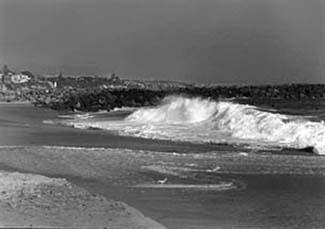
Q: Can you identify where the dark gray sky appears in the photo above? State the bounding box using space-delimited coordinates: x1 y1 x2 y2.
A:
0 0 324 84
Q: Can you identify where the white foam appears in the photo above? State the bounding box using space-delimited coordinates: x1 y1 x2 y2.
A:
58 113 94 119
210 99 325 154
59 96 325 154
133 182 235 190
127 96 218 124
42 145 107 151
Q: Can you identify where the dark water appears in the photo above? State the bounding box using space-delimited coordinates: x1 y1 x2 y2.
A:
1 101 325 228
109 175 325 229
235 98 325 121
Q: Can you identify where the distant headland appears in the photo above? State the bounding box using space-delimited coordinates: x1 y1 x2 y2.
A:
0 64 324 111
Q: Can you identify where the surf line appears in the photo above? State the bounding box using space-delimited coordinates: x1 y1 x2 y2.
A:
132 182 236 190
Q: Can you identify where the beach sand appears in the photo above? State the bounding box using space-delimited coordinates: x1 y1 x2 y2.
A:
0 169 165 228
0 171 164 228
1 146 325 228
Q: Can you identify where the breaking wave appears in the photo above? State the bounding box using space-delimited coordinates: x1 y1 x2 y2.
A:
127 96 218 123
62 96 325 154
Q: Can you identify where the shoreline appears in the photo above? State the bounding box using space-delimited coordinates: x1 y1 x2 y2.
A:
1 146 325 228
0 100 31 105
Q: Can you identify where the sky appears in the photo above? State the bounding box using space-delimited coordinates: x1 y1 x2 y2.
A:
0 0 324 84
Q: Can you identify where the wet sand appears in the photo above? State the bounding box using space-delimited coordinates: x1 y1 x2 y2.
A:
1 146 325 228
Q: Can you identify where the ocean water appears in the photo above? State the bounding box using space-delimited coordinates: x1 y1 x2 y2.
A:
1 98 325 228
50 96 325 154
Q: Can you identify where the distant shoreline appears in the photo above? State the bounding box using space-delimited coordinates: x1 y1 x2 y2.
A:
0 100 30 105
1 74 324 112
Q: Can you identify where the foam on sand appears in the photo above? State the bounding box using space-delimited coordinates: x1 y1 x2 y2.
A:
133 182 236 190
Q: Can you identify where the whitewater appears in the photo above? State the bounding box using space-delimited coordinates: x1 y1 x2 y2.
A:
59 96 325 155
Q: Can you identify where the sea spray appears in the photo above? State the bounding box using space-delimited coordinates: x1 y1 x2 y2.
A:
127 96 219 123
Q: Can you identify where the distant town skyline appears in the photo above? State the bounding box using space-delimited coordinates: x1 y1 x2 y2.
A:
0 0 324 84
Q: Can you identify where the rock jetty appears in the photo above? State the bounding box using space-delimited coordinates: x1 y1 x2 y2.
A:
33 83 325 112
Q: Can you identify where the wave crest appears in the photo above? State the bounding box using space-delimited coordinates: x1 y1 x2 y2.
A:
127 96 218 123
126 96 325 154
58 96 325 154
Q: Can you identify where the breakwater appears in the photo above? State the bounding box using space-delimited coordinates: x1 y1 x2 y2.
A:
33 83 325 112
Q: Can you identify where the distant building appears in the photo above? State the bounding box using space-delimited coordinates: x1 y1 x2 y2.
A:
10 73 31 84
109 73 121 83
2 65 11 75
3 72 14 84
20 71 35 80
1 65 32 84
